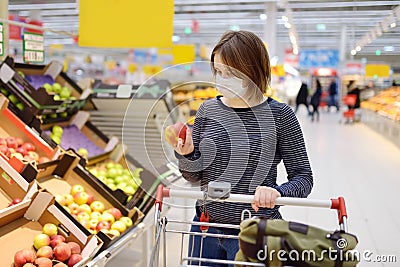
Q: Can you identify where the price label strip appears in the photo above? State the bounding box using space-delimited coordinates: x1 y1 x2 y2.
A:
23 32 44 63
0 22 3 56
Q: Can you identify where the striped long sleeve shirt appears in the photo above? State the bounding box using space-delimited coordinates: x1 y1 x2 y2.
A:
176 96 313 225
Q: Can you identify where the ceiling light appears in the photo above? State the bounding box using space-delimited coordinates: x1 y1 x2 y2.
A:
355 46 361 52
316 24 326 31
259 14 267 21
230 25 240 31
284 22 291 29
390 22 396 28
375 49 381 56
282 16 288 22
384 46 394 52
351 50 356 56
293 48 298 55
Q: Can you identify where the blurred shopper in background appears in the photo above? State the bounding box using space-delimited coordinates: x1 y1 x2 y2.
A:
294 81 310 114
347 81 360 109
310 79 322 122
328 78 339 112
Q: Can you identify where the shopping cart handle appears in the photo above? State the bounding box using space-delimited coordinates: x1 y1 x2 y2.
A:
155 185 348 230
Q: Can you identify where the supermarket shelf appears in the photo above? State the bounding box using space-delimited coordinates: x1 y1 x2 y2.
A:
361 108 400 148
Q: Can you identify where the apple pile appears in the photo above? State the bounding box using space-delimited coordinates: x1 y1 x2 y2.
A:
42 83 76 102
0 136 50 164
88 161 142 196
13 223 83 267
49 126 63 145
56 185 133 237
0 87 25 111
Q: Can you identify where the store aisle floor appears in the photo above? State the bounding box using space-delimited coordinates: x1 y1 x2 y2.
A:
108 107 400 267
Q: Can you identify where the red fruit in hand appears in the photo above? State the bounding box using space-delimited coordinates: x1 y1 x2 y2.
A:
54 243 72 262
164 122 188 147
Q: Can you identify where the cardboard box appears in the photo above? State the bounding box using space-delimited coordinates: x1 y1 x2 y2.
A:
0 95 60 173
0 190 102 266
36 153 143 250
38 111 119 160
0 56 91 123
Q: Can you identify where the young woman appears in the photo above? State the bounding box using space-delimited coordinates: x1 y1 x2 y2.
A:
171 30 313 266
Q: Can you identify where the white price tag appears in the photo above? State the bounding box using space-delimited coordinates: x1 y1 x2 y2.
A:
24 51 44 62
0 32 3 42
25 40 44 51
24 33 44 42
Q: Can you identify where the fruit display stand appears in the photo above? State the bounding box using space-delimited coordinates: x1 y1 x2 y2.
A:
35 110 119 161
0 190 103 266
0 56 91 126
85 79 177 174
0 95 60 173
35 152 144 252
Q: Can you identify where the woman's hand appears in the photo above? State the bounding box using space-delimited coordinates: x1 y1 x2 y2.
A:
175 128 194 156
252 186 281 212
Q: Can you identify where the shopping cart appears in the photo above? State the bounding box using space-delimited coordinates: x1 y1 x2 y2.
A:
341 95 357 123
150 183 349 267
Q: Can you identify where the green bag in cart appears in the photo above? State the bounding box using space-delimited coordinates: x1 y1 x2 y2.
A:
235 218 359 267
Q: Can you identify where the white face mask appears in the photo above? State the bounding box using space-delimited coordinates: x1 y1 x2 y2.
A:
215 75 247 99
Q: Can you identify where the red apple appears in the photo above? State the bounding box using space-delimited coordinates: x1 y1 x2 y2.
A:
67 241 81 255
54 263 68 267
96 221 111 231
13 249 36 267
15 147 27 156
43 223 58 237
86 193 94 205
73 191 89 205
16 137 24 147
88 218 99 230
38 157 50 164
6 136 18 149
27 151 39 161
164 122 188 147
33 233 50 250
68 254 83 267
0 145 10 157
77 204 91 214
36 245 53 259
34 257 52 267
70 184 85 195
68 203 80 215
106 208 123 220
0 137 6 146
77 211 90 222
54 243 72 262
50 235 65 248
21 142 35 152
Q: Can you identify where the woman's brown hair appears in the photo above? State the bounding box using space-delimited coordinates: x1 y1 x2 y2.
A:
211 30 271 94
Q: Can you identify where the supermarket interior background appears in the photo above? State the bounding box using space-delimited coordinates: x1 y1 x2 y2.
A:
0 0 400 266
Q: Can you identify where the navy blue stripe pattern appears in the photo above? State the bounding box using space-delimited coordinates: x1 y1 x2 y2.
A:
176 97 313 225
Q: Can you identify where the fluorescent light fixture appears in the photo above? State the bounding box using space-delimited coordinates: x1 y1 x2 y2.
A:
172 35 180 42
316 24 326 31
282 16 288 22
355 46 361 52
259 14 267 21
284 22 291 29
230 25 240 31
351 50 356 56
390 22 396 28
384 46 394 52
293 48 298 55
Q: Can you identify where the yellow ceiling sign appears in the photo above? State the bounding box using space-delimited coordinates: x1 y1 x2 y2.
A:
173 44 196 65
365 64 390 77
79 0 174 48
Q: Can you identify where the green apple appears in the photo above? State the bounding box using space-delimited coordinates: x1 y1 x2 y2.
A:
60 87 71 99
108 184 117 191
53 95 61 101
8 94 19 104
98 170 107 177
106 162 115 169
119 217 133 228
69 96 76 100
123 185 136 195
52 83 62 93
107 168 118 178
0 88 9 96
114 164 123 170
43 83 53 92
116 182 128 190
52 125 63 136
60 112 68 118
114 176 125 184
49 113 58 119
16 102 25 111
77 148 89 159
71 184 85 195
89 168 98 176
111 221 126 233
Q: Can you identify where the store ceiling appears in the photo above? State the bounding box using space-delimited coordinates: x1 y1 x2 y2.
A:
7 0 400 65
